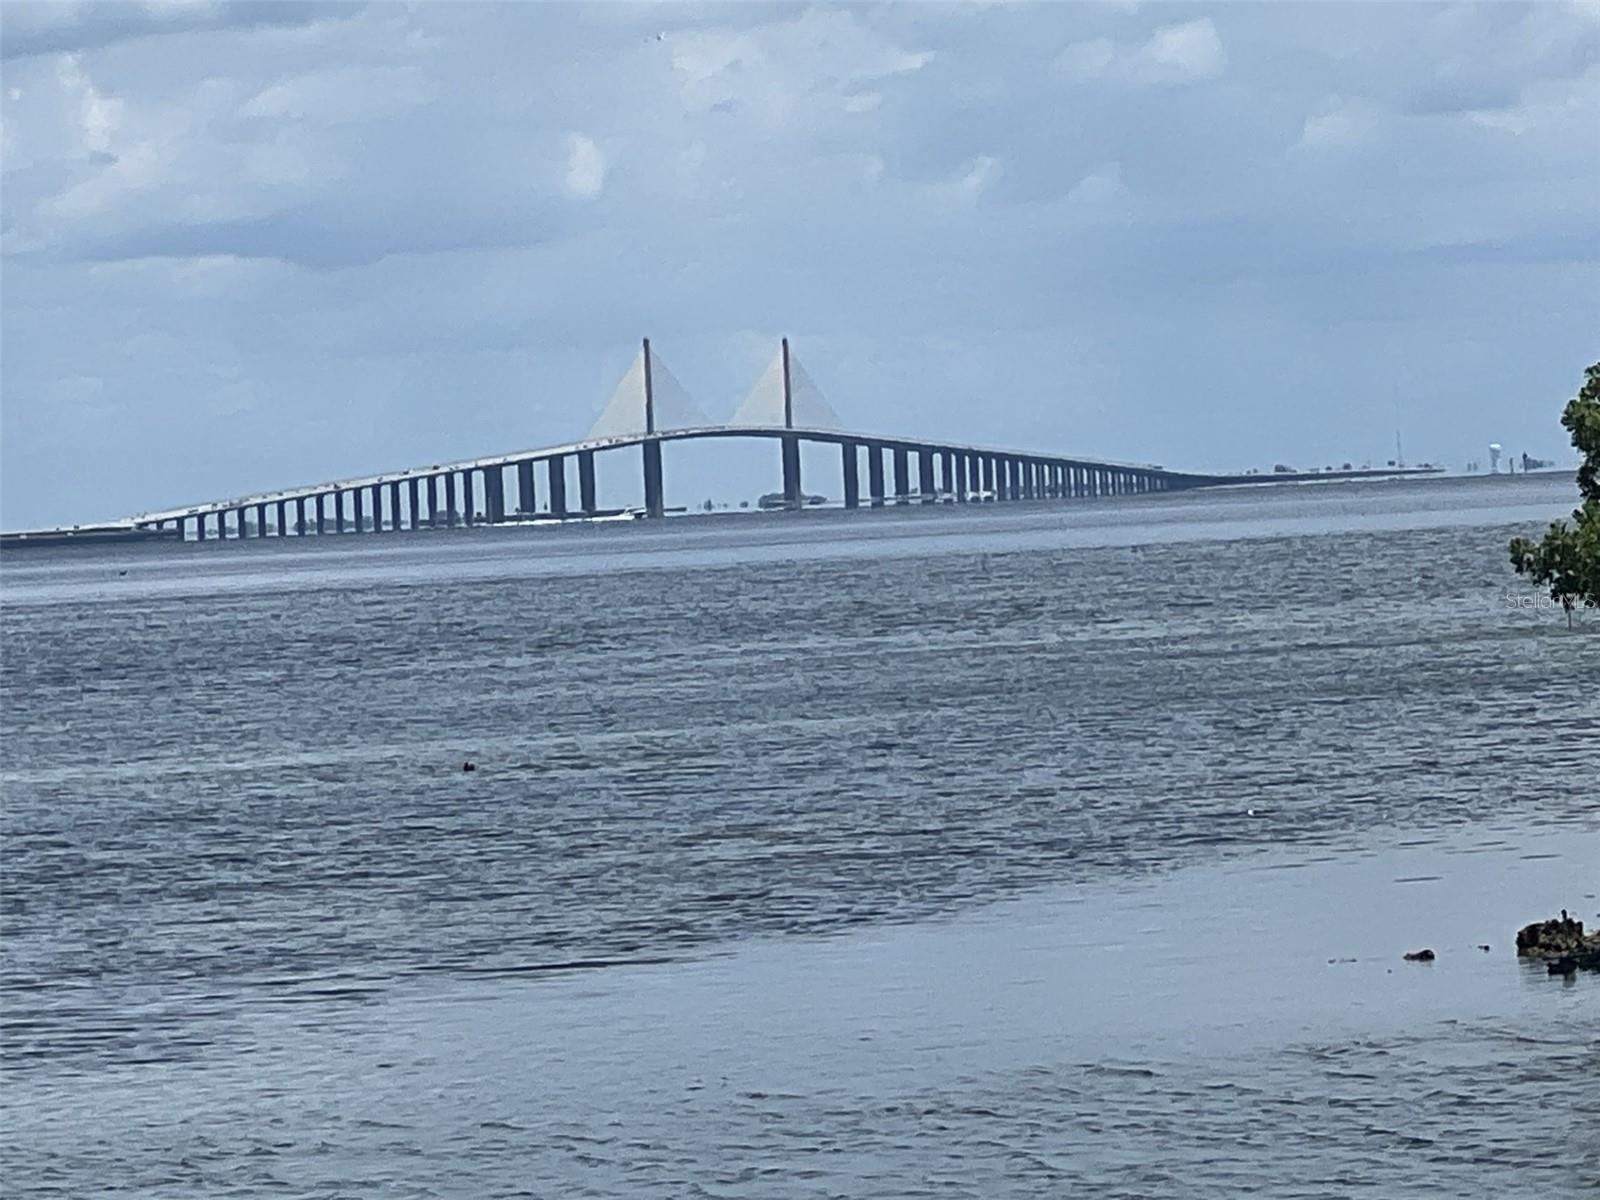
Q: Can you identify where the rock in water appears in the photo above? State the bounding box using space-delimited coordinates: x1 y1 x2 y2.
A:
1516 912 1600 971
1403 949 1436 962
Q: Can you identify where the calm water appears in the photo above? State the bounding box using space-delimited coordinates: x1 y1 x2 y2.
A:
2 474 1597 1197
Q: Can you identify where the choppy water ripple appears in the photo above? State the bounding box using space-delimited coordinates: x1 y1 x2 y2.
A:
2 481 1598 1196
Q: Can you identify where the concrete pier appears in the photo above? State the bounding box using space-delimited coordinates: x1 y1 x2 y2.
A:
893 447 910 504
389 481 402 530
578 451 597 515
918 449 936 504
485 468 505 524
444 475 458 527
408 478 421 529
642 442 664 519
461 471 475 526
868 444 885 507
315 494 326 535
547 457 567 518
842 440 859 510
295 497 307 537
517 461 536 516
781 435 802 509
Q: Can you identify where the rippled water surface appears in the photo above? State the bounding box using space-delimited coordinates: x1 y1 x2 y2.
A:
3 474 1597 1197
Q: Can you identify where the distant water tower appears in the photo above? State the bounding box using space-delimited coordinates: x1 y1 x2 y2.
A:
1489 443 1502 474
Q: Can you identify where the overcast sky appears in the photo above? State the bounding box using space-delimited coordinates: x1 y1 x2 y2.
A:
2 1 1597 527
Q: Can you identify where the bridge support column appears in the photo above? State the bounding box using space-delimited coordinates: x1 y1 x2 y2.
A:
980 456 994 499
892 447 910 504
426 477 439 528
841 440 859 510
461 472 475 526
868 444 885 507
253 504 265 537
354 487 367 533
408 478 421 529
781 434 802 509
443 476 457 527
290 498 303 537
918 449 936 504
515 461 535 516
274 501 286 536
954 452 968 502
191 515 204 541
485 468 505 524
313 494 325 534
642 441 664 518
389 482 403 529
578 451 597 515
547 456 567 517
372 484 386 532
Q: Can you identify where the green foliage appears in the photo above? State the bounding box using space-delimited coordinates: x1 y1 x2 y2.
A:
1509 362 1600 625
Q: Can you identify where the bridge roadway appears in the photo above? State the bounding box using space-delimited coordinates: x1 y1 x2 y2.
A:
120 423 1439 541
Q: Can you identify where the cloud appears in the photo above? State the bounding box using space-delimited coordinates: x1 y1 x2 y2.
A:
1057 18 1225 85
0 1 362 60
565 134 607 199
1065 162 1126 206
1297 96 1380 149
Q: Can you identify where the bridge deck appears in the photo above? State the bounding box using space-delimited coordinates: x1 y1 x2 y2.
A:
124 424 1186 526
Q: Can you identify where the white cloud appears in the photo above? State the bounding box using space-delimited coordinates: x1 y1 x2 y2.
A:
1057 18 1225 85
1298 96 1380 148
1065 162 1126 205
56 54 125 153
240 66 435 123
565 133 607 199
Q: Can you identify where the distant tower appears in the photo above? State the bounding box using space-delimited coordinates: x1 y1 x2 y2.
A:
1489 443 1502 474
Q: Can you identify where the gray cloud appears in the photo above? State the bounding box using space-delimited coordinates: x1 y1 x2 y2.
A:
0 1 363 61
